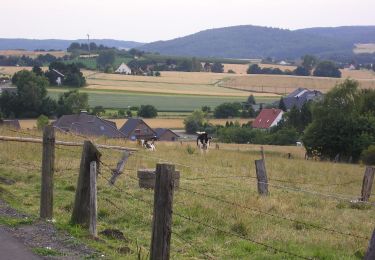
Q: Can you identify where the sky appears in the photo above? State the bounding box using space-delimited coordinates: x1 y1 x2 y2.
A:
1 0 374 43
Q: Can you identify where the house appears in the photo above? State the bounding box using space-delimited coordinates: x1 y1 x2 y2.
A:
280 88 323 111
0 80 16 95
0 119 21 129
154 128 180 141
252 108 284 129
115 63 132 74
119 118 156 140
53 111 125 138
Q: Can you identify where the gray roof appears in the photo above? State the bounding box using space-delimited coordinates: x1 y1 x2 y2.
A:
119 118 156 137
282 88 323 110
54 113 125 138
154 128 180 138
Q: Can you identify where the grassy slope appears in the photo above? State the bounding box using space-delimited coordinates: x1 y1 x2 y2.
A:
0 128 373 259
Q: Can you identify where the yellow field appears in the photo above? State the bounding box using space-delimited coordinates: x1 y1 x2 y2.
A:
223 63 297 74
0 50 67 58
19 118 252 130
354 43 375 54
223 74 375 94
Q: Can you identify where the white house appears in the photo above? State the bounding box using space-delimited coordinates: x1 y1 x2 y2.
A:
116 63 132 74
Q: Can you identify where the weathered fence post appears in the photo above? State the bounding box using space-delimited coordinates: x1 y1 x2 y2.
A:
255 159 268 196
71 141 101 226
365 228 375 260
361 166 375 202
150 163 175 260
40 126 55 219
109 151 130 185
89 161 97 237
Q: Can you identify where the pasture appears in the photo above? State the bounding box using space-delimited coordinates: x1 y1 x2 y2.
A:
0 127 373 259
0 50 67 58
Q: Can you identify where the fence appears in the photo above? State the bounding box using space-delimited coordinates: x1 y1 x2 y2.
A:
0 126 375 259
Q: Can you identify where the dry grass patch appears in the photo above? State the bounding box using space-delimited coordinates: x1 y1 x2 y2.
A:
0 50 67 58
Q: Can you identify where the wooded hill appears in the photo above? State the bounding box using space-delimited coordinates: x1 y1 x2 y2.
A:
140 25 375 59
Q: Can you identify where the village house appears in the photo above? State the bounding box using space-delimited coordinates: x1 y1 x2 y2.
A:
252 108 284 129
119 118 156 140
280 88 323 111
115 63 132 74
154 128 180 141
53 111 125 138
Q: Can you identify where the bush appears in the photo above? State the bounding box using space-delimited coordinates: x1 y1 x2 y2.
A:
361 145 375 165
37 115 49 130
155 71 161 76
137 105 158 118
227 69 236 74
184 110 206 134
214 102 242 118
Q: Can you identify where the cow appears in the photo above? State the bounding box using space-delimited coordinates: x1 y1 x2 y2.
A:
196 132 211 153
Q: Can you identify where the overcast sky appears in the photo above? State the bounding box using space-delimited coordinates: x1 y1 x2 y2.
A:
1 0 374 42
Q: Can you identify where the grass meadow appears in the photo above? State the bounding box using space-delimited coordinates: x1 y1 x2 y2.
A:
0 127 373 259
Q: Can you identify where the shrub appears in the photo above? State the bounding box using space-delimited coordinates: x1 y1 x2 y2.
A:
137 105 158 118
37 115 49 130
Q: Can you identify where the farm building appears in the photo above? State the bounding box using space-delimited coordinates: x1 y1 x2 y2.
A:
115 63 132 74
0 119 20 129
154 128 180 141
279 88 323 111
119 118 156 140
53 111 125 138
252 108 284 129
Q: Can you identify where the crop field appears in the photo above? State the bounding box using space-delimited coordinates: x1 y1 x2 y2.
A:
223 63 298 74
0 127 373 259
0 50 67 58
354 44 375 54
222 73 375 94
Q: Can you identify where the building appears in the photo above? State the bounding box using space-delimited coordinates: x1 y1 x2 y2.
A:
119 118 156 140
252 108 284 129
51 69 65 86
0 119 21 129
115 63 132 74
0 80 16 95
53 111 125 138
154 128 180 141
280 88 323 111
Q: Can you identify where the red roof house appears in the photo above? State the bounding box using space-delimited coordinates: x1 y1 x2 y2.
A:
252 109 284 129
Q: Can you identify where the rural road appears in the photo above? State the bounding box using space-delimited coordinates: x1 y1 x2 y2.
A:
0 227 41 260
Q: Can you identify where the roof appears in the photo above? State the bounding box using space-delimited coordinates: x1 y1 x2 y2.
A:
115 63 132 73
154 128 180 138
119 118 156 137
252 109 283 129
54 113 125 138
282 88 323 110
0 119 21 129
52 69 65 77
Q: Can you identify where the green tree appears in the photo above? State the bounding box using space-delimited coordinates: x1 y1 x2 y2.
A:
302 79 375 162
92 106 105 116
211 62 224 73
97 50 116 69
313 61 341 78
137 105 158 118
361 145 375 166
293 66 310 76
184 110 207 134
56 90 89 116
247 94 256 105
37 114 49 130
191 57 202 72
301 55 318 72
247 64 262 74
278 98 287 111
214 102 242 118
32 65 43 76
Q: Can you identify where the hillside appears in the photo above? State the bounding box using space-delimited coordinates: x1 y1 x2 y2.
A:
140 25 375 59
0 38 143 51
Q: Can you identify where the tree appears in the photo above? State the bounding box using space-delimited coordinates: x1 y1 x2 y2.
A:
211 62 224 73
278 98 287 111
247 94 256 105
247 64 262 74
56 90 89 116
313 61 341 78
191 57 202 72
301 55 318 72
302 79 375 162
32 65 43 76
201 106 211 113
97 50 116 69
91 106 105 116
137 105 158 118
37 115 49 130
361 145 375 166
293 66 310 76
214 102 242 118
184 110 206 134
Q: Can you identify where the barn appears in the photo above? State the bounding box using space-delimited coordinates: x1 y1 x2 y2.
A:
252 108 284 129
154 128 180 141
119 118 156 140
115 63 132 74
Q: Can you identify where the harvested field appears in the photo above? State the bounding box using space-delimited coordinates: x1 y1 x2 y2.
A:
0 50 67 58
354 43 375 54
223 63 297 74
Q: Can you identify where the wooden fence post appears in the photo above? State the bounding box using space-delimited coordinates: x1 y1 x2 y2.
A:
89 161 97 237
365 228 375 260
150 163 175 260
71 141 101 226
361 166 375 202
255 159 268 196
40 126 55 219
109 151 130 185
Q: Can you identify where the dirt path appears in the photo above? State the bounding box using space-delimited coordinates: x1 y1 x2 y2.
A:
0 199 97 259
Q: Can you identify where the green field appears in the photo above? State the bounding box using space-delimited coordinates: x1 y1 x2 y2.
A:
48 88 277 111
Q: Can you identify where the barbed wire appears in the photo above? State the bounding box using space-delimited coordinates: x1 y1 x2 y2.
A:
178 187 370 240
